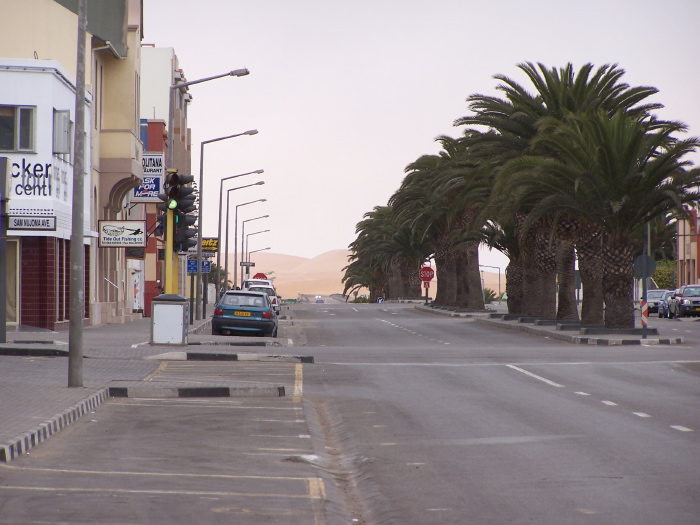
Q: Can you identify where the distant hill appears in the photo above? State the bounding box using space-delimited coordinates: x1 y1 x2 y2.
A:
222 250 502 299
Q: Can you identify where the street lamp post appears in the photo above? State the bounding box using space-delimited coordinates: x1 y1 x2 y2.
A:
225 197 266 291
167 69 250 168
247 247 271 270
245 229 271 280
166 67 251 319
215 180 264 298
479 264 501 297
195 132 259 320
240 218 269 286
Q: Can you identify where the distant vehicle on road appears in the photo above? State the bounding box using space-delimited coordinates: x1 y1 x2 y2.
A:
248 285 281 314
646 289 669 314
212 290 278 337
315 295 324 304
658 290 675 318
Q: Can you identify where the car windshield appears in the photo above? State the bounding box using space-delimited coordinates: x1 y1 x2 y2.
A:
647 291 666 299
220 294 266 307
683 287 700 296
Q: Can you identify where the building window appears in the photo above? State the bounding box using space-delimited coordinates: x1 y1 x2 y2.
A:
53 109 72 155
0 105 35 151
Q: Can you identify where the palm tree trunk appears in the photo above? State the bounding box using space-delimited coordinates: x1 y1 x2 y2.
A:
505 260 524 314
465 242 485 310
536 230 557 319
434 252 457 306
576 226 604 326
602 237 635 329
556 242 579 320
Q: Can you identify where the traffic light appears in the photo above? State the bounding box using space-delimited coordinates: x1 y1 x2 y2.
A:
171 174 198 252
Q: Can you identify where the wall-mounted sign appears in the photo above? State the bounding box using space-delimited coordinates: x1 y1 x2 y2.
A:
131 153 164 202
98 220 147 247
7 216 57 231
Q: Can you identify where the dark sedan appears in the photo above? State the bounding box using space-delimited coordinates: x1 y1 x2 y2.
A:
212 290 278 337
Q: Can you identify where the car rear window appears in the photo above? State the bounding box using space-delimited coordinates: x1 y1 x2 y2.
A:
683 287 700 296
220 294 267 307
248 286 275 296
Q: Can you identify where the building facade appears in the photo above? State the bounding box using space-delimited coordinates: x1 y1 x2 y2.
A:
1 0 145 329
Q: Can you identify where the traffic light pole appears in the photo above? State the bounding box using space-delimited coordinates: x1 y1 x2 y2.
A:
164 208 175 294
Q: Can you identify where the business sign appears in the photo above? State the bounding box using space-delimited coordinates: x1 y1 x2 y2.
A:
201 237 218 253
98 220 147 247
7 216 57 231
132 153 164 202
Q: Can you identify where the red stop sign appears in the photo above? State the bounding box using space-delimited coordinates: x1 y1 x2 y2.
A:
419 266 434 282
253 272 268 279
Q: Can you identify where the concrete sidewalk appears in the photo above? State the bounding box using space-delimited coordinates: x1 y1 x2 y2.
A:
415 304 684 345
0 310 311 461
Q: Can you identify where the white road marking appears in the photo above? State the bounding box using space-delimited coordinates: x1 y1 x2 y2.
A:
601 400 618 406
671 425 693 432
633 412 651 418
575 392 591 396
506 365 565 387
380 443 396 446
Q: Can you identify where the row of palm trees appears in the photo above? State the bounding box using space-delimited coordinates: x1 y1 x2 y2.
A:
343 62 700 328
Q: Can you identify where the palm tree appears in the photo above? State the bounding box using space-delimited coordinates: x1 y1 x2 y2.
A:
456 62 663 319
500 110 700 328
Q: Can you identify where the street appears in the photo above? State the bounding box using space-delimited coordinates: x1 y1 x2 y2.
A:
1 302 699 524
297 302 700 524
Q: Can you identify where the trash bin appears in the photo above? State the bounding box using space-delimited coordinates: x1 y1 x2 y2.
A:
150 294 189 345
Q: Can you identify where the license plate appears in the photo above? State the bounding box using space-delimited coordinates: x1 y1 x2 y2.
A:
234 311 251 317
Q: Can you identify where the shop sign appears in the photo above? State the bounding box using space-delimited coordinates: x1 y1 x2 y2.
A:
7 216 57 231
201 237 218 252
132 153 164 202
98 220 147 247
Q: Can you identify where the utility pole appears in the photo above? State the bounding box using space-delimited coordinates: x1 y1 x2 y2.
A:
68 0 87 387
0 157 9 344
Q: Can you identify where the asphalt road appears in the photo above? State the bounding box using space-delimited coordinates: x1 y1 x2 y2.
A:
2 302 698 524
296 302 700 524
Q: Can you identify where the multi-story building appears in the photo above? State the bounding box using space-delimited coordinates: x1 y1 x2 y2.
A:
677 208 699 286
1 0 144 329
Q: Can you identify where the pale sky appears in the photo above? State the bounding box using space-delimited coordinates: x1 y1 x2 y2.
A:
142 0 700 271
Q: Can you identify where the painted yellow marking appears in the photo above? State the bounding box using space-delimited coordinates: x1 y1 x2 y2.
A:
0 463 308 481
293 363 303 398
0 485 315 499
307 477 326 500
143 361 168 381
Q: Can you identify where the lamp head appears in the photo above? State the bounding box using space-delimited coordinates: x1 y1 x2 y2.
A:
245 129 259 135
230 68 250 77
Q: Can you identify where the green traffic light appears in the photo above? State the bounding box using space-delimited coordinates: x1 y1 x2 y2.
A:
167 198 178 210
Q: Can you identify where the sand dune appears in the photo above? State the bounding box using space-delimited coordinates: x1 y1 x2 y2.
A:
224 249 504 299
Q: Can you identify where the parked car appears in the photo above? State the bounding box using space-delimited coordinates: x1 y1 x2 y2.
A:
212 290 278 337
247 285 281 314
645 289 669 314
242 278 273 290
670 284 700 318
658 290 676 318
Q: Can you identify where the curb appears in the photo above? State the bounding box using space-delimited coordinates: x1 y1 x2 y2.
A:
143 351 314 363
1 388 109 462
474 317 684 345
108 382 286 399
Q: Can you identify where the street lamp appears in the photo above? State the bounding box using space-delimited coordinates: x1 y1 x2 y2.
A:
214 180 265 297
248 247 271 267
168 69 250 167
195 133 259 320
225 197 266 291
479 264 501 297
240 218 269 285
231 199 266 290
167 68 252 319
244 229 271 280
